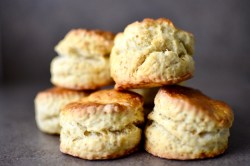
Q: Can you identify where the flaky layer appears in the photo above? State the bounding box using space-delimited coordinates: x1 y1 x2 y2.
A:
145 121 229 160
61 101 144 131
155 85 233 128
50 56 113 90
60 121 141 160
144 85 233 160
60 89 144 159
55 29 114 57
34 87 89 134
110 18 195 90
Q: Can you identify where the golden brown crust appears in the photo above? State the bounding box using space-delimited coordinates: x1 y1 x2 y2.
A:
145 143 227 160
36 87 91 98
55 29 115 57
52 81 113 91
44 86 89 93
61 101 127 116
144 86 233 160
124 18 194 55
110 18 195 90
87 89 144 106
68 29 115 41
115 73 192 90
59 89 144 160
159 85 234 128
60 144 139 160
61 89 143 115
136 18 175 27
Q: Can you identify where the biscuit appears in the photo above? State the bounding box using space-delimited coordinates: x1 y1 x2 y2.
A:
130 88 158 105
110 18 195 90
60 89 144 160
34 87 90 134
51 29 115 90
55 29 115 57
50 56 113 90
130 82 185 105
144 85 234 160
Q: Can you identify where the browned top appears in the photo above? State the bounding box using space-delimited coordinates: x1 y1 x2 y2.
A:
88 89 143 106
142 18 174 26
36 87 91 97
127 18 193 36
67 29 115 41
61 89 144 115
159 85 234 128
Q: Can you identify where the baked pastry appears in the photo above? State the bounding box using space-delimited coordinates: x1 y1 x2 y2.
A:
144 85 234 160
34 87 90 134
51 29 115 90
51 55 112 90
110 18 195 90
60 89 144 160
55 29 114 57
130 88 158 105
130 81 185 105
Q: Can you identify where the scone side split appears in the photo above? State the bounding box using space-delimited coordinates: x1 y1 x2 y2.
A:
34 87 90 134
50 56 113 90
110 18 195 90
144 85 234 160
60 89 144 160
51 28 115 90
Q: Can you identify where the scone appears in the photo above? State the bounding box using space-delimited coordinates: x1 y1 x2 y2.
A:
55 29 114 57
34 87 90 134
130 88 158 105
145 85 234 160
60 89 144 160
130 81 185 105
110 18 195 90
51 29 115 90
51 55 112 90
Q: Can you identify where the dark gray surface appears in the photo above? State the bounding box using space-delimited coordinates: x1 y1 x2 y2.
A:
0 78 250 166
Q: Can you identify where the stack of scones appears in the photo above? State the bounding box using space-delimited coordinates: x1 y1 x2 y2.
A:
35 18 234 160
35 29 115 134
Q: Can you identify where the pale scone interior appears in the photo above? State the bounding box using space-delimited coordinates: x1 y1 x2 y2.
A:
60 90 144 160
34 87 89 134
50 55 112 90
111 18 195 89
51 29 114 90
145 86 234 159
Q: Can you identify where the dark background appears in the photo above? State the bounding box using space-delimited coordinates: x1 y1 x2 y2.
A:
0 0 250 165
1 0 249 88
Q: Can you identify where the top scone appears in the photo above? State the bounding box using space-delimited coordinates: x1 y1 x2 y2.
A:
51 29 115 90
55 29 114 57
110 18 195 90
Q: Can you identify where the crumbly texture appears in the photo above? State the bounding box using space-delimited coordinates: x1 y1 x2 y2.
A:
55 29 115 57
34 87 90 134
130 88 158 105
60 89 144 160
144 85 234 160
110 18 195 90
50 56 113 90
